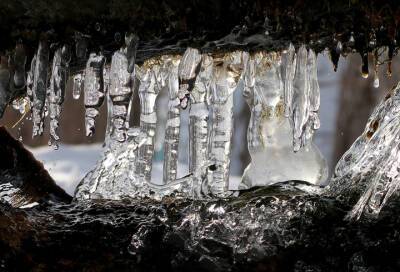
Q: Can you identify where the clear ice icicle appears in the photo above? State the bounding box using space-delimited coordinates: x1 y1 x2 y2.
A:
292 45 310 151
48 45 71 148
32 40 49 137
162 56 181 184
208 51 246 197
239 51 328 190
109 50 133 142
83 53 106 137
0 57 11 118
189 54 213 180
283 43 296 117
72 73 83 100
178 48 202 109
135 58 161 183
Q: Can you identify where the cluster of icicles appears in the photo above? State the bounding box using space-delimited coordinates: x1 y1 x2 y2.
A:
5 34 330 199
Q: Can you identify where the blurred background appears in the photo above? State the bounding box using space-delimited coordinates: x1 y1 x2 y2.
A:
1 52 399 195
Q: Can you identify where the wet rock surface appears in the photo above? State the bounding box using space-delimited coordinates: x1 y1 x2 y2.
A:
0 120 400 271
0 126 71 207
1 183 400 271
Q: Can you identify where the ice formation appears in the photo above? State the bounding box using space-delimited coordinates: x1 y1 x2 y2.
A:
83 53 106 137
239 51 327 189
1 38 335 200
162 55 181 184
31 40 50 137
48 45 71 149
207 51 247 196
328 82 400 220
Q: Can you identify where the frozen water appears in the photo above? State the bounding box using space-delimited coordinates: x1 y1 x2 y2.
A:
48 45 71 148
162 55 181 184
31 40 49 137
135 58 161 183
207 51 247 197
83 53 105 137
328 82 400 220
189 54 213 190
239 51 328 189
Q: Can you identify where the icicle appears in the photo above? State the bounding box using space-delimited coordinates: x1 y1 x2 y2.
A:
189 54 213 186
48 45 71 149
361 52 369 79
109 50 133 142
162 56 181 184
208 51 246 197
387 45 394 77
125 33 139 73
0 57 11 118
74 32 89 60
135 58 160 182
292 45 310 151
178 48 202 109
83 53 106 137
26 55 36 104
72 73 83 99
239 51 327 190
373 50 380 88
32 40 50 137
283 43 296 117
11 43 27 91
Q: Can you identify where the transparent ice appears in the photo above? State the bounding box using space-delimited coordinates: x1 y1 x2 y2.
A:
328 82 400 220
83 53 106 137
31 40 49 137
48 45 71 149
239 50 327 189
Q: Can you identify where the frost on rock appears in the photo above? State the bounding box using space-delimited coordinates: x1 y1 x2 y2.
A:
328 82 400 220
48 45 71 149
83 53 105 137
31 40 49 137
239 51 328 190
207 51 246 197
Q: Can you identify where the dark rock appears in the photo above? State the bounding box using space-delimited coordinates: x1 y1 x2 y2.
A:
0 126 72 207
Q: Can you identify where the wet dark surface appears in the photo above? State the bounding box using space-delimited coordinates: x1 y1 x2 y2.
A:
1 184 400 272
1 0 399 62
0 127 399 271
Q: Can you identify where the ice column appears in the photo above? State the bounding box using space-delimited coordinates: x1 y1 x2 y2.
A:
177 48 202 109
162 56 181 184
83 53 106 137
208 51 246 197
109 50 133 142
32 40 49 137
189 54 213 187
239 51 328 189
48 45 71 148
291 45 320 151
135 58 161 182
